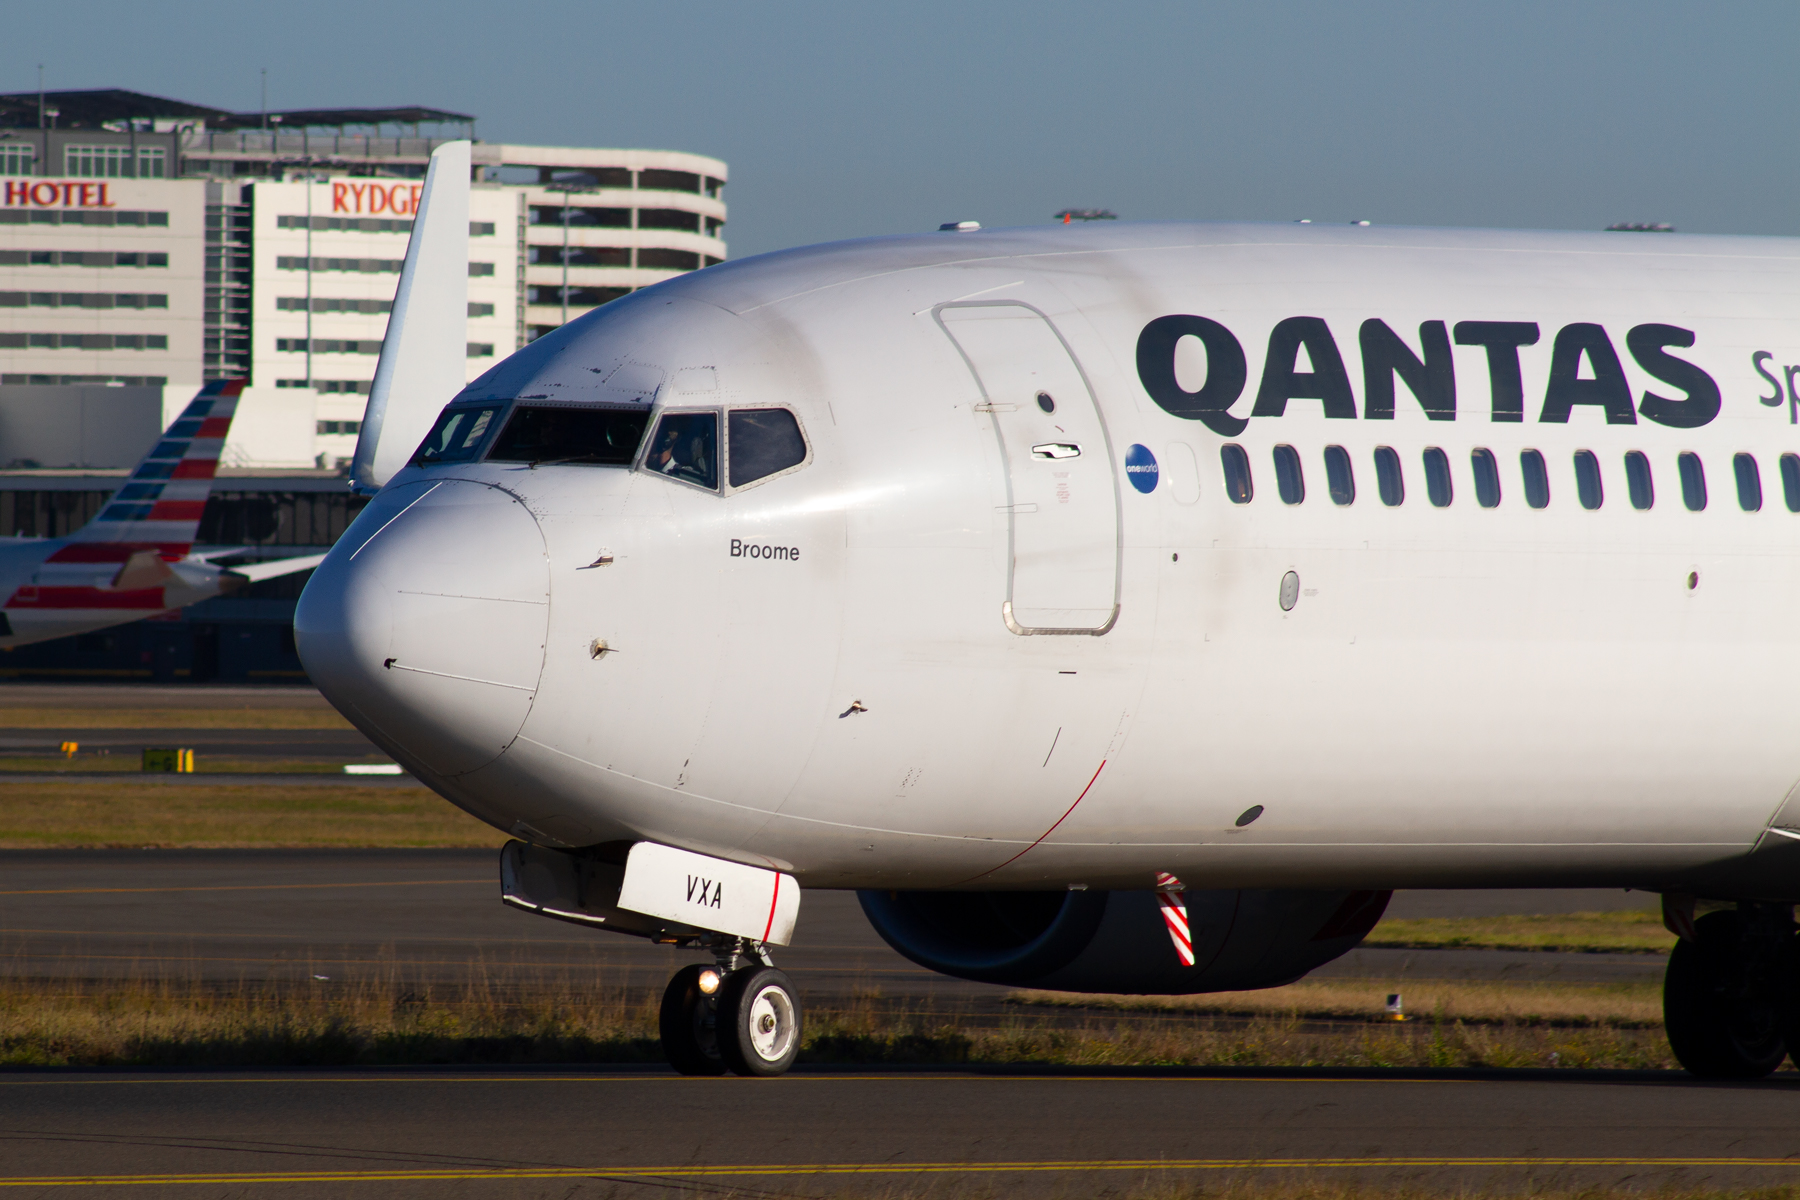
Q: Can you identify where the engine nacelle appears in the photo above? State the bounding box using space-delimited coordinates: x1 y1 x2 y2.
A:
857 887 1391 994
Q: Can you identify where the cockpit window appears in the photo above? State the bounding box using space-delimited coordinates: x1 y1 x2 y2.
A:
644 411 719 490
486 404 649 466
728 408 807 488
413 405 502 465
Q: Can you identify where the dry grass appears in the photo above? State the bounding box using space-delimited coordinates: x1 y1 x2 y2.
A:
0 779 504 847
1366 911 1673 955
1011 978 1664 1028
0 754 391 774
0 972 1697 1071
0 707 353 729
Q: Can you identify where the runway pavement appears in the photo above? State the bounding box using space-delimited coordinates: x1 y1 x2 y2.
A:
0 1068 1795 1196
0 850 1669 1000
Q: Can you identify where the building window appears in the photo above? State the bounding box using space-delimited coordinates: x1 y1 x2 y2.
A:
0 144 35 176
1374 446 1404 506
1422 447 1452 507
469 262 494 277
276 338 383 355
1782 454 1800 514
316 420 362 435
1574 450 1603 510
1734 453 1763 512
0 332 166 350
468 302 494 317
276 297 392 314
1272 444 1304 504
1622 451 1654 510
639 248 701 271
276 256 402 273
1323 444 1354 505
1521 450 1550 508
467 343 494 358
1471 448 1501 508
1220 444 1253 504
278 379 371 394
64 145 165 178
0 292 166 309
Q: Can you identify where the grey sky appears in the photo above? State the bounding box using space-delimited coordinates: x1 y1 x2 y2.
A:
11 1 1798 258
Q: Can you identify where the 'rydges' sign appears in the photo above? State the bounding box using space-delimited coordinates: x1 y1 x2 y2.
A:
330 181 424 216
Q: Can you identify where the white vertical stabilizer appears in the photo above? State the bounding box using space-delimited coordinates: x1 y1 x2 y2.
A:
350 140 471 492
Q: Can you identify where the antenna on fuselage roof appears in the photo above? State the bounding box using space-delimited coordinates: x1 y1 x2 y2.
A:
349 140 471 494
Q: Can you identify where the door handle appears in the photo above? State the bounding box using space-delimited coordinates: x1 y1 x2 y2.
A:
1031 443 1080 459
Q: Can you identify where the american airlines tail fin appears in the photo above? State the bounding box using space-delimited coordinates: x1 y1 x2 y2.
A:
350 140 471 493
61 378 243 564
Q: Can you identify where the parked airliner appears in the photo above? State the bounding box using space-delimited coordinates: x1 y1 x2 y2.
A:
0 378 324 649
297 142 1800 1078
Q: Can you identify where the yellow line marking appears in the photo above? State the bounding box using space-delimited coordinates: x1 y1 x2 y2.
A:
2 1157 1799 1187
0 1074 1472 1087
0 879 487 897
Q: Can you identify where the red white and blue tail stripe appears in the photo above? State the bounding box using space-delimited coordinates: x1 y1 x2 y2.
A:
1 380 242 636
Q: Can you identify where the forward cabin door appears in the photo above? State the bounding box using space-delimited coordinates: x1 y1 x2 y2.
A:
936 302 1121 634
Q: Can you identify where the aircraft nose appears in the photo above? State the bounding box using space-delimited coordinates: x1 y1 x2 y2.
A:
296 480 549 777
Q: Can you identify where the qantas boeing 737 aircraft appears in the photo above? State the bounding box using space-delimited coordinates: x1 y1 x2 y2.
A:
297 143 1800 1078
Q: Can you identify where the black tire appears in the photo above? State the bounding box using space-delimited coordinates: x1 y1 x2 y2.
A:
716 966 803 1077
1664 910 1786 1079
1779 928 1800 1069
659 964 726 1076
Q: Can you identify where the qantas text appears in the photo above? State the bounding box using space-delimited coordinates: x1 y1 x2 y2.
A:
1136 316 1729 435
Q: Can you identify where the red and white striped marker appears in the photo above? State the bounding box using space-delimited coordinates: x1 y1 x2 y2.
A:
1155 871 1194 966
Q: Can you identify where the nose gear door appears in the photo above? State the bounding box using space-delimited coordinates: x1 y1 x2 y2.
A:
936 302 1121 634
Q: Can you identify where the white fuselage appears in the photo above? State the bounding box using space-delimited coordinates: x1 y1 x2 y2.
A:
295 222 1800 899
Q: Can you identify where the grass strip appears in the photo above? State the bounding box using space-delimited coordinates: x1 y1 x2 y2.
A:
0 975 1704 1071
0 780 502 848
1010 978 1665 1028
0 707 353 730
1365 911 1673 955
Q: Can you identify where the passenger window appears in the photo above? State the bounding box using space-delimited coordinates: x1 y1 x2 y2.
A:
644 411 719 490
1220 444 1253 504
1471 448 1501 508
486 404 649 465
1374 446 1404 506
1324 445 1354 505
727 408 807 488
1624 451 1653 510
1678 451 1707 511
1521 449 1550 509
1734 453 1763 512
1422 447 1452 507
1574 450 1603 510
412 404 502 465
1273 445 1305 504
1782 454 1800 513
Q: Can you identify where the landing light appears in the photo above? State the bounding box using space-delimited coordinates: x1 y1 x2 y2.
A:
697 968 722 995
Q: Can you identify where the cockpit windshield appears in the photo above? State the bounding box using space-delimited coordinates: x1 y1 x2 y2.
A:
644 411 719 490
412 405 502 466
486 404 649 466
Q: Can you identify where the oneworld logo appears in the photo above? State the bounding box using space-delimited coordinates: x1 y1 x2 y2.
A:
1125 444 1159 494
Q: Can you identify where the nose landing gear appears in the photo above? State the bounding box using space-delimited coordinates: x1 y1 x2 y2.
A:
658 938 804 1077
1663 902 1797 1079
